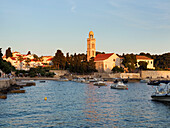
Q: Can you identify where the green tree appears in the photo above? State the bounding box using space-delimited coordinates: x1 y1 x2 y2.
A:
122 54 136 72
153 53 170 70
39 56 44 62
5 47 12 58
52 49 66 69
138 61 148 70
112 66 124 73
27 51 31 55
25 58 31 69
0 48 15 74
33 54 39 62
0 48 3 61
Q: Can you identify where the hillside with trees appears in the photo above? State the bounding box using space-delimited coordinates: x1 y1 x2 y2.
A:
0 48 15 74
121 52 170 71
52 50 97 74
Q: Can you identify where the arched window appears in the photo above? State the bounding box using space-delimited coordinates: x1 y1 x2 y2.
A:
92 51 94 56
92 44 95 49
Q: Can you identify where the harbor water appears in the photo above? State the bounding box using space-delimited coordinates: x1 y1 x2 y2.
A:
0 81 170 127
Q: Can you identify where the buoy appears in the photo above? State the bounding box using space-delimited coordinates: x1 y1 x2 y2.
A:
44 97 47 101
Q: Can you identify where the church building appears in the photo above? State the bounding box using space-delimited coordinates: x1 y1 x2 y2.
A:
87 31 120 72
87 31 96 61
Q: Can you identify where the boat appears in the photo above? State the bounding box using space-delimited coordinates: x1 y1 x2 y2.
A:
151 83 170 102
147 80 160 86
110 82 128 90
77 78 86 83
59 78 69 81
93 81 106 86
89 78 98 83
122 79 128 83
39 80 46 83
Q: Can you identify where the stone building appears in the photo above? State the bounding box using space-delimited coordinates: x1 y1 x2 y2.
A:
94 53 120 73
136 55 155 69
87 31 96 61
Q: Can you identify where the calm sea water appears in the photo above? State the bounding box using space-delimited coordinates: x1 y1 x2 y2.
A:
0 80 170 128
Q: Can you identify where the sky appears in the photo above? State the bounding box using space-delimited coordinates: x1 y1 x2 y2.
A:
0 0 170 56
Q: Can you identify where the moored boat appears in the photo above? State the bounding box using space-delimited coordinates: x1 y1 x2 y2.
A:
110 81 128 90
151 83 170 102
40 80 46 83
147 80 160 86
93 81 106 86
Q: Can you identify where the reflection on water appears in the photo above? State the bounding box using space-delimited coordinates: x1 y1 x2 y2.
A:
0 81 170 127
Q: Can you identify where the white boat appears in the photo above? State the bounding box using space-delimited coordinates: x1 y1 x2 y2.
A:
151 83 170 102
59 78 69 81
89 78 98 83
77 78 86 83
93 81 106 86
110 82 128 90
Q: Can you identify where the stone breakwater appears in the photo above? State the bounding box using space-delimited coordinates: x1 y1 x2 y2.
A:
0 78 16 99
0 78 35 99
0 78 16 91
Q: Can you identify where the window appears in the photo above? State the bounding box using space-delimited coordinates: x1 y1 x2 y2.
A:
90 35 93 38
151 61 152 64
92 51 94 56
92 44 95 49
113 59 115 61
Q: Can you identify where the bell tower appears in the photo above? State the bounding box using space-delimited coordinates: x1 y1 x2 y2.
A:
87 31 96 61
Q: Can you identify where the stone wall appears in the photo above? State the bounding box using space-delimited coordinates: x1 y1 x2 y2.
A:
120 73 140 79
141 71 170 79
95 72 140 79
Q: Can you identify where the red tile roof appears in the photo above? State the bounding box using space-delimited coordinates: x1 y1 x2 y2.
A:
94 53 114 61
13 51 19 53
136 55 153 60
43 56 52 57
47 58 53 61
10 57 16 60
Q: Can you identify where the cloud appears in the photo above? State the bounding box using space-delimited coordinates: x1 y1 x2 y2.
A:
107 0 170 30
68 0 76 13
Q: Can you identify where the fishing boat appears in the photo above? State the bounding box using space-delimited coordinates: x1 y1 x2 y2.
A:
110 81 128 90
151 83 170 102
93 81 106 86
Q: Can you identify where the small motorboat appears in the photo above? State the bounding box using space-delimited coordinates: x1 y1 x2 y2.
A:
151 83 170 102
147 80 160 86
93 81 106 86
110 82 128 90
39 80 46 83
59 78 69 81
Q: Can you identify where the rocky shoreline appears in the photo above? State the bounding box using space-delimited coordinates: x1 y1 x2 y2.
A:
0 78 36 99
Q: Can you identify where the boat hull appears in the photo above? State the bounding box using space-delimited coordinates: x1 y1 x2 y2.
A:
151 94 170 102
93 83 106 86
110 86 128 90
